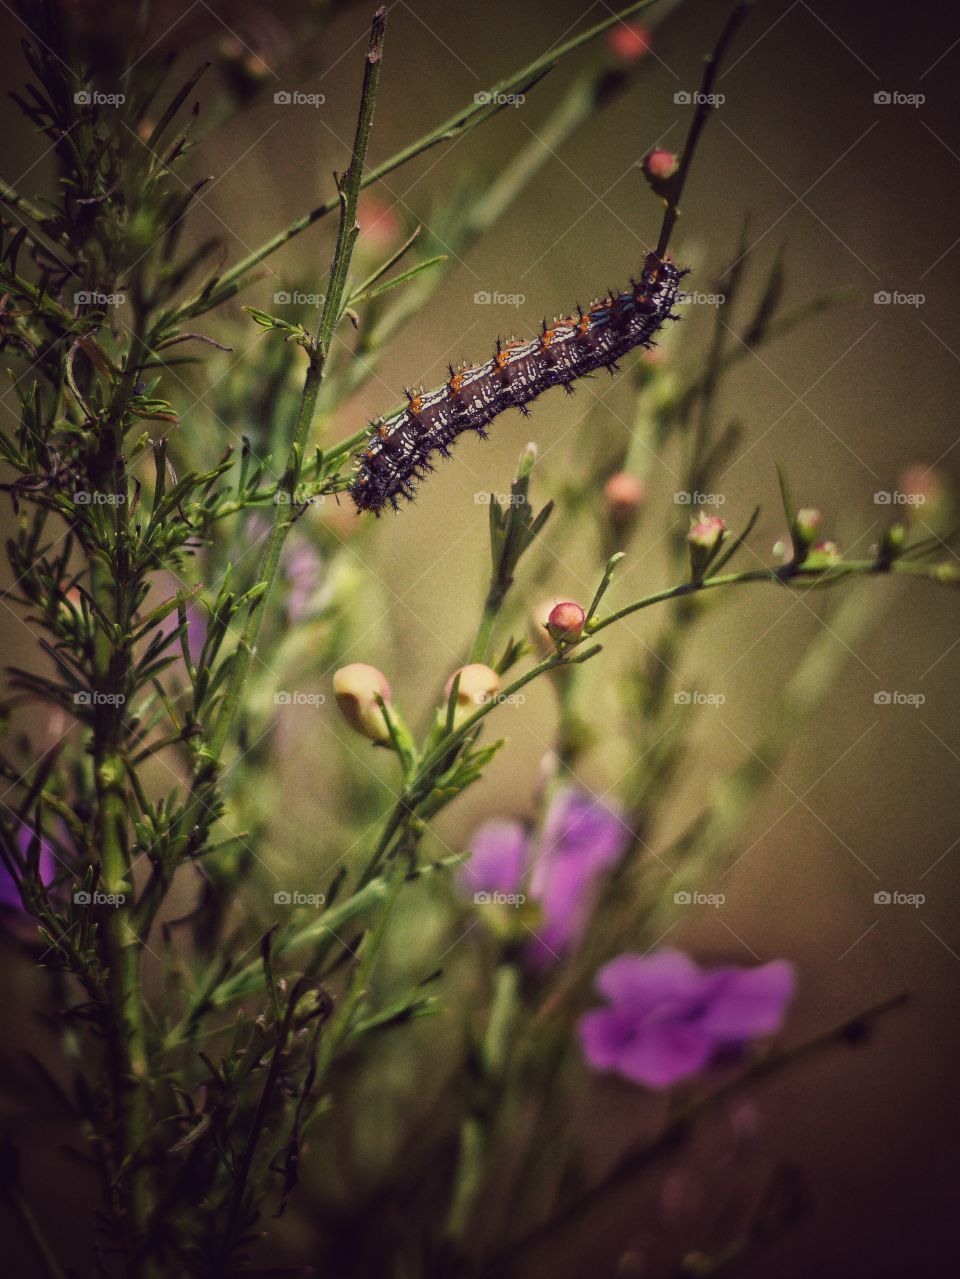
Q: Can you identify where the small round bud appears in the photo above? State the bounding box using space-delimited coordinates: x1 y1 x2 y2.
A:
806 539 842 567
604 472 646 530
688 515 727 549
545 601 586 645
445 664 500 723
643 149 679 182
642 149 680 198
794 508 821 541
608 22 652 63
333 663 392 743
687 516 727 581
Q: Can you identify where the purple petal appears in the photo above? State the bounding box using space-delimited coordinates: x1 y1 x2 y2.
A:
2 823 57 910
540 788 629 874
578 1007 637 1070
527 790 630 960
594 950 706 1015
461 820 528 895
614 1020 715 1089
527 846 602 960
699 960 796 1043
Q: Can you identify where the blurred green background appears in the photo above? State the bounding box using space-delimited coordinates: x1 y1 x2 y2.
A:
2 0 959 1274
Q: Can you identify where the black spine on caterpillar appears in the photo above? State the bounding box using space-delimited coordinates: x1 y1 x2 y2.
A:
350 253 686 514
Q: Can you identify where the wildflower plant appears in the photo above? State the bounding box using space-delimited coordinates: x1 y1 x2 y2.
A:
0 1 956 1276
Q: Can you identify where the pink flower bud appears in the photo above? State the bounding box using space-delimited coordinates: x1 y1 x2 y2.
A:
794 508 821 540
445 664 500 723
604 472 646 529
687 515 726 549
333 663 392 743
687 516 727 581
643 149 680 183
608 22 652 63
546 601 586 645
806 539 842 567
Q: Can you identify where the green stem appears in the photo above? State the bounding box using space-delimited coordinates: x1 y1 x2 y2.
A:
208 9 387 761
656 1 755 258
167 0 663 326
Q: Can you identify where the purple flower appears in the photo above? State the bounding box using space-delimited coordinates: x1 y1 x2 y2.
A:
463 788 630 962
284 540 322 622
579 949 796 1088
155 573 207 666
1 822 57 911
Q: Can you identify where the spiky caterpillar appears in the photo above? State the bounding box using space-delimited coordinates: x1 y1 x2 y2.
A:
350 251 685 513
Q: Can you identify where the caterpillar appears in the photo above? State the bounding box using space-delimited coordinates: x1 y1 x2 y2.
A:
350 251 686 513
